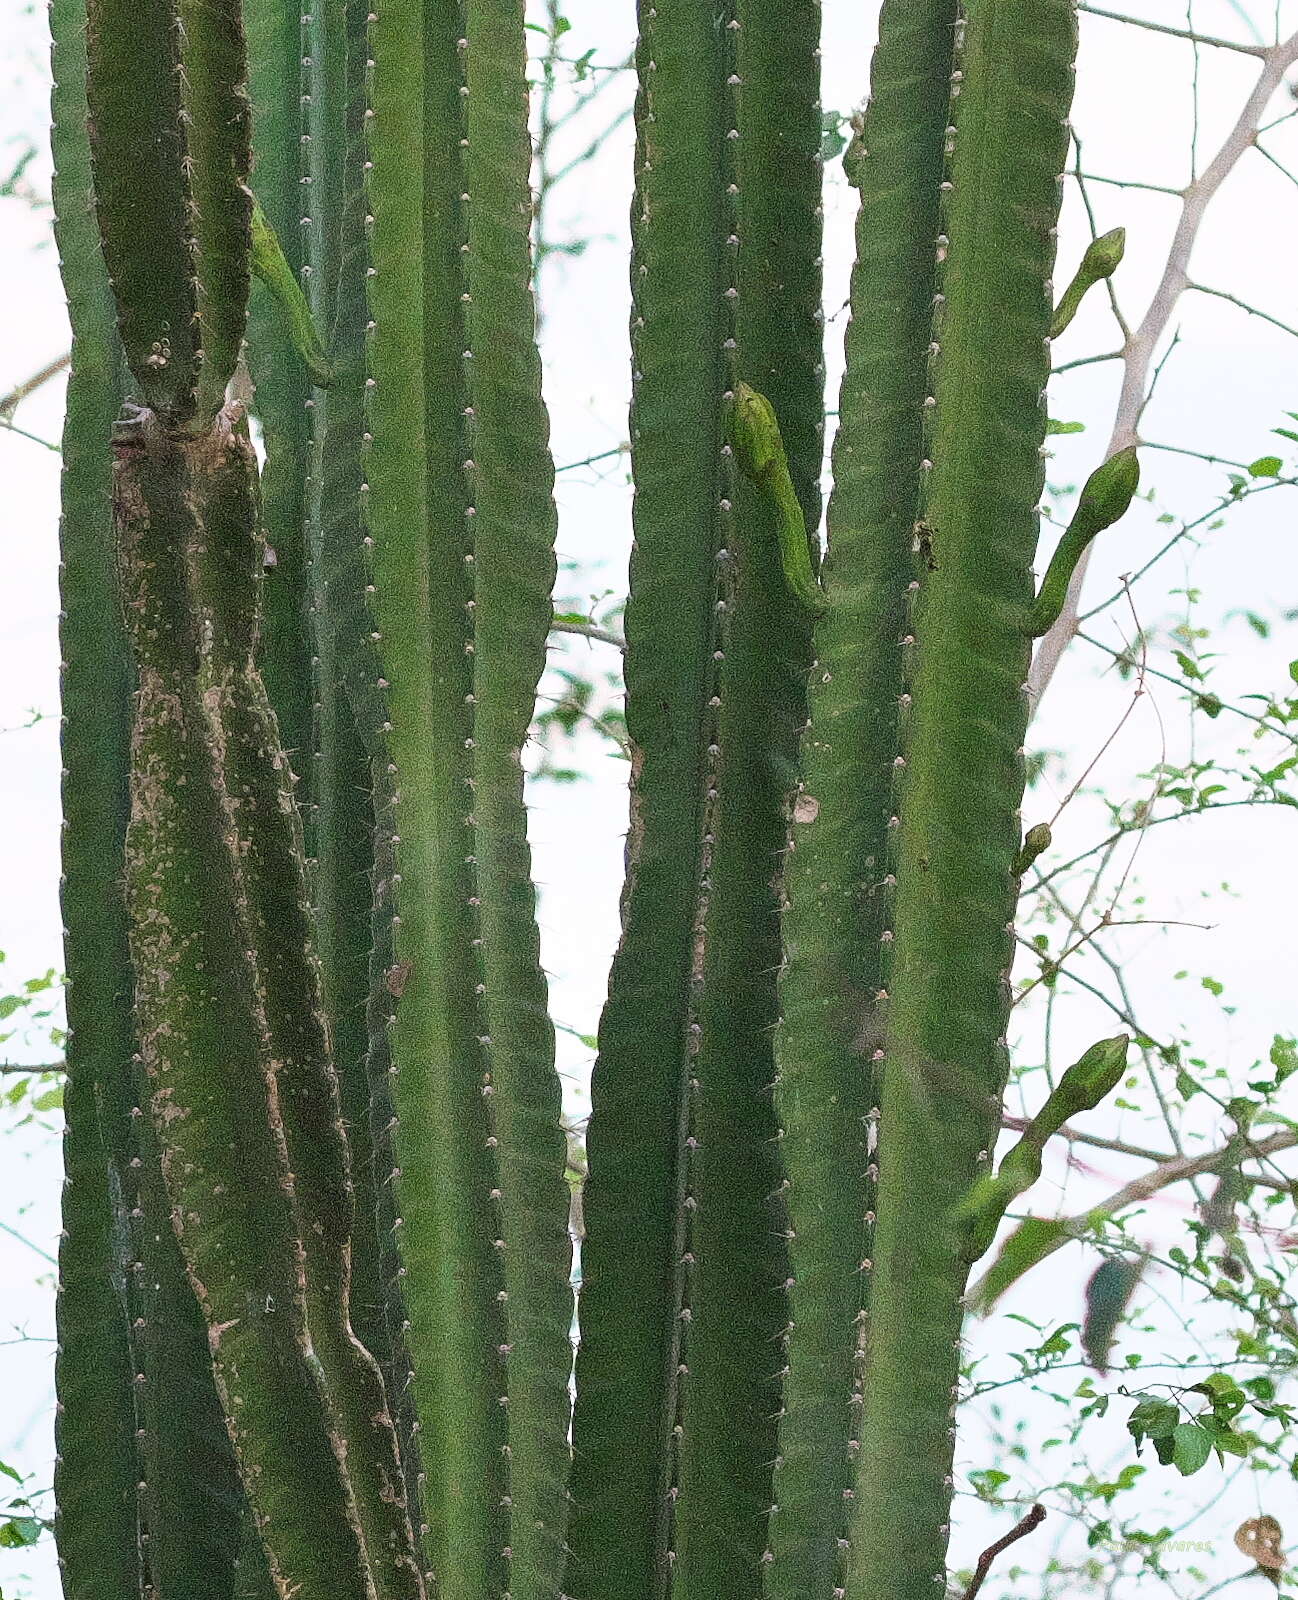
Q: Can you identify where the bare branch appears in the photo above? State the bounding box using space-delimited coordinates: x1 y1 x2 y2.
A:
1031 28 1298 705
960 1505 1048 1600
1076 4 1267 57
549 618 626 651
0 351 69 415
1000 1114 1294 1193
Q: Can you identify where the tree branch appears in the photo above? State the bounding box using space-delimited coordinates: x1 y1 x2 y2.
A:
960 1505 1048 1600
1030 28 1298 706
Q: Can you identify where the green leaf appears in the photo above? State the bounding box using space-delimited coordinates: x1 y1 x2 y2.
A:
970 1217 1074 1312
1171 1423 1213 1477
1271 1036 1297 1082
1248 455 1283 477
1082 1254 1146 1373
1128 1397 1179 1446
1045 418 1085 434
0 1518 43 1549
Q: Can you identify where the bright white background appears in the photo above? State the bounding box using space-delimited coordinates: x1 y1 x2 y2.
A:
2 1 1298 1593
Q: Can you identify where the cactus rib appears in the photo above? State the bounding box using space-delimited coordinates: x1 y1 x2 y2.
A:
669 4 823 1596
848 4 1077 1597
566 3 732 1593
768 4 956 1595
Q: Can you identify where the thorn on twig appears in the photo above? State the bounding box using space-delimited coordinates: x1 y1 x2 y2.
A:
960 1504 1047 1600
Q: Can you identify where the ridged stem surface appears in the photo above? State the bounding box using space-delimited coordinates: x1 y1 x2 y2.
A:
245 0 314 770
51 8 142 1587
768 5 954 1594
176 0 253 415
567 4 730 1596
187 414 423 1600
367 4 571 1595
84 0 196 413
463 5 575 1596
847 5 1076 1597
116 410 374 1600
670 4 822 1599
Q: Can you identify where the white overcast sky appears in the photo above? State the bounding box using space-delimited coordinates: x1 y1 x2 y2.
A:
3 1 1298 1594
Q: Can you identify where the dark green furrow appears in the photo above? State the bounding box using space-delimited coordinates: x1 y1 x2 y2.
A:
767 6 955 1595
130 1114 244 1600
52 8 147 1588
365 771 428 1552
311 0 390 1375
176 0 253 416
462 6 574 1599
566 4 730 1596
115 411 373 1600
245 0 314 772
669 4 822 1598
84 0 196 416
366 0 509 1589
848 5 1076 1598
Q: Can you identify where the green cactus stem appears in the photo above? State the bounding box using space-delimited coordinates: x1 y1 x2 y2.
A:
50 4 143 1590
767 4 955 1595
669 4 823 1595
567 3 737 1593
1050 226 1125 338
366 2 573 1593
1026 446 1140 636
242 0 314 776
848 2 1078 1596
115 404 377 1600
185 409 424 1600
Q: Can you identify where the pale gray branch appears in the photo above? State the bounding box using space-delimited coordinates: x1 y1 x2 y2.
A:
1031 27 1298 706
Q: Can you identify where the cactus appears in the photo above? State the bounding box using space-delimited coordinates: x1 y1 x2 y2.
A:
51 0 1092 1596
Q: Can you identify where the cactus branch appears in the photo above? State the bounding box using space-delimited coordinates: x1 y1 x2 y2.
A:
768 4 954 1594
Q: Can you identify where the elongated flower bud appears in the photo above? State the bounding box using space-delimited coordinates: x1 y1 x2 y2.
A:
1050 226 1126 338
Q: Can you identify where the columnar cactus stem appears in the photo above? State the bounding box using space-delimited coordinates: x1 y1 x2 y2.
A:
53 4 247 1590
51 9 144 1590
84 0 198 417
670 4 823 1598
366 2 572 1593
366 0 510 1577
461 4 574 1593
847 5 1076 1598
187 413 424 1600
116 407 375 1600
768 5 954 1594
567 5 732 1593
244 0 314 769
